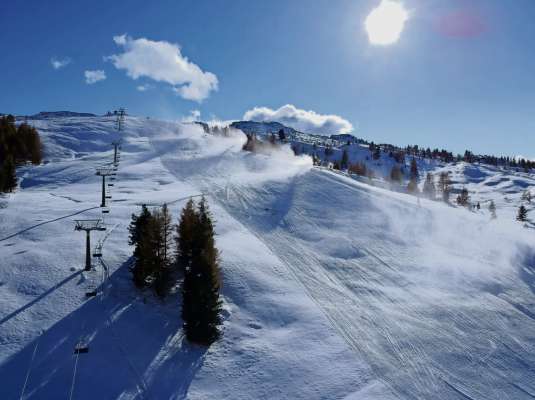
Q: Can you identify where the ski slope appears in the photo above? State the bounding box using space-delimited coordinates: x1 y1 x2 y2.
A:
1 116 535 399
0 116 393 400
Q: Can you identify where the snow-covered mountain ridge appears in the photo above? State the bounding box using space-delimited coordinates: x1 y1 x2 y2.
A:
1 115 534 399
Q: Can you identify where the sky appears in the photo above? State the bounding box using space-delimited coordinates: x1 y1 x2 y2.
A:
1 0 535 157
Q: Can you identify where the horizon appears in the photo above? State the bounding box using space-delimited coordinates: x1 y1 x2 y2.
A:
1 0 534 157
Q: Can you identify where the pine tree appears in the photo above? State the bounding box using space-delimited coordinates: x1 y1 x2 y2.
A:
438 172 451 203
407 158 419 193
517 205 528 222
489 200 497 219
456 188 470 207
373 146 381 160
128 205 154 288
2 156 17 192
176 199 197 272
181 197 222 345
341 149 349 170
154 204 174 297
422 172 436 199
390 165 403 184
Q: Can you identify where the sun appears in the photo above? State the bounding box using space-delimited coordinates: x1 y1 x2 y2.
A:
365 0 409 46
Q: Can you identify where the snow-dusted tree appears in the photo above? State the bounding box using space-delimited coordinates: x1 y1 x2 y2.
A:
438 172 451 203
517 205 528 222
407 158 419 193
489 200 497 219
390 165 403 184
373 145 381 160
456 188 470 207
422 172 436 199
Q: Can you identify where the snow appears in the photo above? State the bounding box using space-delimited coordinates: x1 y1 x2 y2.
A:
0 116 393 399
1 115 535 399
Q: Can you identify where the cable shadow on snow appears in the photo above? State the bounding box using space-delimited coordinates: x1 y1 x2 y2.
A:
0 270 82 326
0 206 100 242
0 258 207 400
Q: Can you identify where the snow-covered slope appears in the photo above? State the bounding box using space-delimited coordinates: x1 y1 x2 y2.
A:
0 117 393 399
1 116 535 399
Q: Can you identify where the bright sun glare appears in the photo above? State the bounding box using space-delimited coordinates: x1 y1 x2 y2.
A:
365 0 408 46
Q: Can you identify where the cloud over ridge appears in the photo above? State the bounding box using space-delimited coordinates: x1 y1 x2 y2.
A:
107 34 218 102
243 104 353 135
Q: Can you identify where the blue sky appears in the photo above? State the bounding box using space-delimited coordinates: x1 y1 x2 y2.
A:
1 0 534 156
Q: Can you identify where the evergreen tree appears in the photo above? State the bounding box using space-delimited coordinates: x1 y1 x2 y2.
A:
176 199 197 272
153 204 174 298
438 172 451 203
407 158 419 193
373 146 381 160
181 197 222 345
390 165 403 184
517 205 528 222
422 172 436 199
128 205 154 288
489 200 497 219
341 149 349 170
2 156 17 192
457 188 470 207
456 188 470 207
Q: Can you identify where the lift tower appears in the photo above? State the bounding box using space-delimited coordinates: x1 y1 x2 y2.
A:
116 108 126 132
74 219 106 271
111 140 121 166
95 166 115 208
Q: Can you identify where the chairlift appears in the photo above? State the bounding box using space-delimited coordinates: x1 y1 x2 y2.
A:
85 290 97 298
96 227 107 232
108 183 114 187
74 345 89 354
105 195 112 199
92 251 102 257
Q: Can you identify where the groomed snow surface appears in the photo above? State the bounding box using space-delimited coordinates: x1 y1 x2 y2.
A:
1 116 534 399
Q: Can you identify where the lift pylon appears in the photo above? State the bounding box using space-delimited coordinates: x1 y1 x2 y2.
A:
111 140 122 165
95 167 114 208
74 219 106 271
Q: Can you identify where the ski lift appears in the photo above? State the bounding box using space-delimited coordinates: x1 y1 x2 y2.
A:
107 183 114 187
92 250 102 257
105 195 112 200
85 290 97 298
96 226 106 232
74 345 89 354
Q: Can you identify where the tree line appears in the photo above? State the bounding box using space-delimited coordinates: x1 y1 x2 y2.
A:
0 115 43 192
128 197 222 345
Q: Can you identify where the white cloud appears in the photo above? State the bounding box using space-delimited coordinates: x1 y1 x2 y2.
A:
107 34 218 102
51 57 71 70
243 104 353 135
84 70 107 84
181 109 202 123
136 84 153 92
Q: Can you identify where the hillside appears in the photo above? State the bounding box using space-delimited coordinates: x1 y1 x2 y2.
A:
1 116 535 399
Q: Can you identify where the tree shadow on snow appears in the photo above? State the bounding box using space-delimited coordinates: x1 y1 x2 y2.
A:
0 257 207 400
